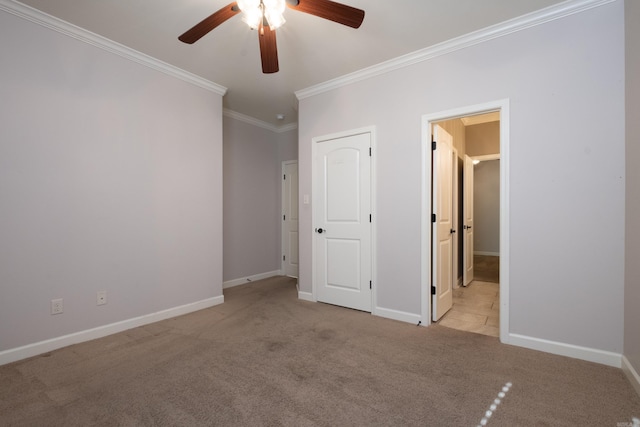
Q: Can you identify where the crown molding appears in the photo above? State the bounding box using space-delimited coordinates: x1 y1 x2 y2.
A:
224 109 298 133
296 0 616 100
0 0 227 96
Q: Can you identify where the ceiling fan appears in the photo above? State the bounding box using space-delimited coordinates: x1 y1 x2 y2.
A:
178 0 365 74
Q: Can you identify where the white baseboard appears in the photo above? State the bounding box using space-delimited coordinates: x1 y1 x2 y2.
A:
622 355 640 397
474 251 500 256
223 270 282 289
508 333 622 368
297 291 314 302
375 306 422 325
0 295 224 367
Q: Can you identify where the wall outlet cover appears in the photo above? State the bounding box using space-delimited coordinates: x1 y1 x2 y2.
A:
97 291 107 305
51 298 63 315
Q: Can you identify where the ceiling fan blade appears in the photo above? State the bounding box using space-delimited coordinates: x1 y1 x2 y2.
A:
259 26 279 73
286 0 364 29
179 2 240 44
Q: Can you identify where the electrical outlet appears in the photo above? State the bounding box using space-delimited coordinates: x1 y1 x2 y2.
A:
51 298 63 315
97 290 107 306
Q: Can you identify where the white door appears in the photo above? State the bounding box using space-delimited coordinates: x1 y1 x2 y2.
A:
463 155 475 285
432 125 454 321
282 161 299 277
314 132 371 312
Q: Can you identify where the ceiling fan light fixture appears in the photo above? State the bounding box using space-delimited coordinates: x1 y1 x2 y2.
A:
236 0 261 12
238 0 286 30
241 7 263 29
265 9 286 30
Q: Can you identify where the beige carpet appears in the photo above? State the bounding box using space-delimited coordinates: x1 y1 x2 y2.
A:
1 276 639 426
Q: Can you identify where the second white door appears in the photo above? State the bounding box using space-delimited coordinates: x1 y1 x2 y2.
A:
432 125 454 321
314 131 372 312
282 161 299 277
463 155 475 286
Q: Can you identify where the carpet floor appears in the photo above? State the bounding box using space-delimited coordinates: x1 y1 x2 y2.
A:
1 276 639 426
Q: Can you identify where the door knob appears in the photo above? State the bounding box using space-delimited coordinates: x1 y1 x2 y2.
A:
316 228 325 234
463 225 472 230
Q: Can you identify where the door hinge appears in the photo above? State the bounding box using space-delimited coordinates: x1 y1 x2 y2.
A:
431 286 436 295
369 147 372 156
283 174 286 180
432 140 436 150
370 281 372 290
283 214 286 221
432 213 436 223
283 255 285 261
369 214 372 223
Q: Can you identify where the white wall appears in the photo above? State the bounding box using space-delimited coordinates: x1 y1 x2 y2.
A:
298 1 625 354
0 10 224 354
624 0 640 391
222 116 297 282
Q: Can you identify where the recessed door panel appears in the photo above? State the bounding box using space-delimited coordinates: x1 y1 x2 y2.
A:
326 148 360 223
326 239 360 290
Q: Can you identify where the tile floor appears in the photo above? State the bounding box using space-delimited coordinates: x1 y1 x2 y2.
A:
438 280 500 337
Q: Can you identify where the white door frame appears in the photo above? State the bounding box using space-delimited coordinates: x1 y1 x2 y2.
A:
311 126 377 314
421 100 510 344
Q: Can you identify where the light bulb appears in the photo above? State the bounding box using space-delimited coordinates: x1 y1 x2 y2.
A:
263 0 285 13
242 7 263 29
236 0 260 12
265 10 285 30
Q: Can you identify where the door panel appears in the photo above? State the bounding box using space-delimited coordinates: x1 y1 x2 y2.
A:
314 132 371 312
463 155 475 285
432 125 454 321
282 161 299 277
326 239 360 290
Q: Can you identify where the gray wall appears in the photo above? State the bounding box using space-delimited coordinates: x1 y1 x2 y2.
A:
624 0 640 390
222 116 297 282
0 10 224 352
473 160 500 255
298 2 625 353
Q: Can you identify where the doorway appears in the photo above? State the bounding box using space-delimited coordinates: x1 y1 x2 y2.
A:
422 100 509 344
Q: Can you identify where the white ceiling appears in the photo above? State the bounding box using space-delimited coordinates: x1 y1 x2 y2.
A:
15 0 567 127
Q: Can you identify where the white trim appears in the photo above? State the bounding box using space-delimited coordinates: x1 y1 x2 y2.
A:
297 291 315 302
370 128 378 316
311 126 376 312
224 109 298 133
473 154 501 162
295 0 614 100
420 118 433 325
499 103 511 344
421 99 510 347
474 251 500 257
0 295 224 366
223 270 282 289
622 355 640 397
509 333 622 368
0 0 226 95
375 307 422 325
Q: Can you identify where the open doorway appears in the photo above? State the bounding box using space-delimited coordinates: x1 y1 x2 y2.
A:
422 100 509 343
438 113 500 337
